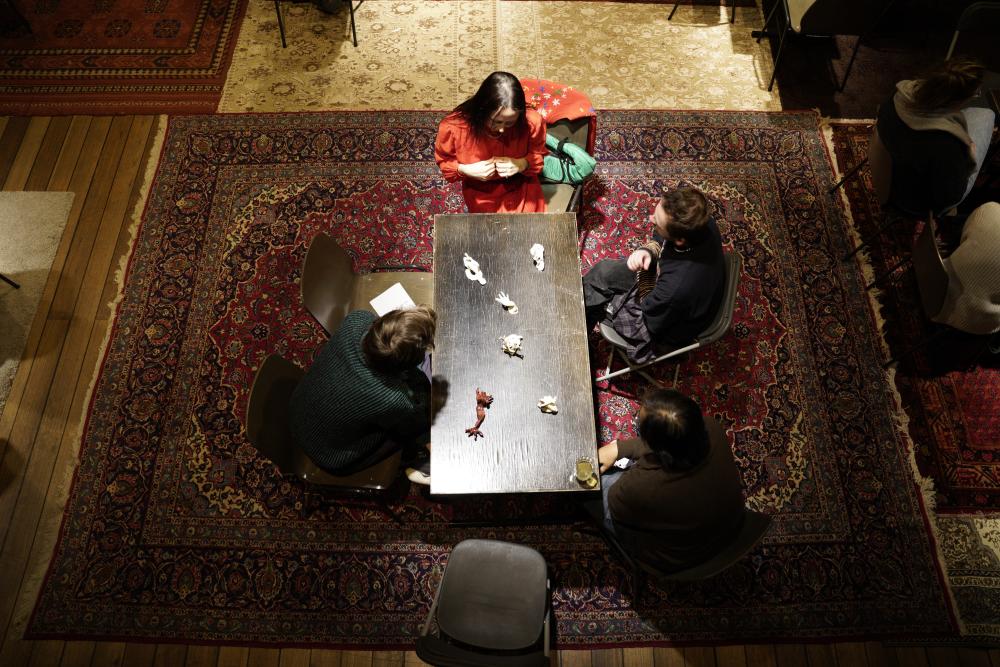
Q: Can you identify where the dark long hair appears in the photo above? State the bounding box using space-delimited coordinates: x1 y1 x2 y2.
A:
454 71 528 139
638 389 710 471
913 58 984 111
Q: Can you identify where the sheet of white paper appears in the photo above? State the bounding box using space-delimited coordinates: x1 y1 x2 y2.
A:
369 282 416 316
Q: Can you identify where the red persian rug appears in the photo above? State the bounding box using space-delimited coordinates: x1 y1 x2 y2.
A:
830 122 1000 512
27 111 955 647
0 0 247 115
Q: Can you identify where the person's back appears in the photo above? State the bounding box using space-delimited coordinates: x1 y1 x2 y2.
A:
937 202 1000 334
289 310 431 473
608 419 746 570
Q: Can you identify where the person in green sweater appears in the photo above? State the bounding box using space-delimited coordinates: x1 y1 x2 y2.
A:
289 306 436 479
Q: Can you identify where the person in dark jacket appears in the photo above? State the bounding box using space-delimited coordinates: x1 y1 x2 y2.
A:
582 186 725 359
289 306 435 475
592 389 747 572
876 58 995 215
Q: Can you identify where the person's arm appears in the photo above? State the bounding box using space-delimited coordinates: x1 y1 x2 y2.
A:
930 135 976 211
387 370 432 443
434 118 464 183
615 437 648 460
495 111 548 177
639 266 686 336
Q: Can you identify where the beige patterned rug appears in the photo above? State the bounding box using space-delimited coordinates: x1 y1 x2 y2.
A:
0 192 74 415
220 0 780 112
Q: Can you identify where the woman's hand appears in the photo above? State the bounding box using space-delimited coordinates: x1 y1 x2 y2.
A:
598 440 620 473
494 157 527 178
458 160 497 181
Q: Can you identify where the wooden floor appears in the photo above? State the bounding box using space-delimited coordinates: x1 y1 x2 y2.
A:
0 114 996 667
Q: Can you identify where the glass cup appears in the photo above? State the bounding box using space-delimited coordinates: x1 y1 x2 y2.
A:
575 457 598 489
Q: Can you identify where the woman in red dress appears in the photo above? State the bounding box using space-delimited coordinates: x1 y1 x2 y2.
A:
435 71 547 213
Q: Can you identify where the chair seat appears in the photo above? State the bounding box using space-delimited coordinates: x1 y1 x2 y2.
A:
436 539 548 651
356 271 434 310
541 183 577 213
297 449 401 490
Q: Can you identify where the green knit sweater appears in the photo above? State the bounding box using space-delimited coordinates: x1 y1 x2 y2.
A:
289 311 430 472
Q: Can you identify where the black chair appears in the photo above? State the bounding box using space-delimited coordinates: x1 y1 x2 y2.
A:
595 251 741 385
300 232 432 336
277 1 364 49
416 539 551 667
540 117 593 214
752 0 897 92
599 505 771 599
245 354 403 519
669 0 738 24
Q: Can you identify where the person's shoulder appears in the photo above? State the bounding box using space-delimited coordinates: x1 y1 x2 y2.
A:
524 108 545 128
439 112 467 129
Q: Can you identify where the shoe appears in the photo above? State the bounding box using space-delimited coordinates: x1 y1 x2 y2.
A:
405 449 430 486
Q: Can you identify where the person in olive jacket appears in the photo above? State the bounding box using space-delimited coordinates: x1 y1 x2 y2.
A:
593 389 748 572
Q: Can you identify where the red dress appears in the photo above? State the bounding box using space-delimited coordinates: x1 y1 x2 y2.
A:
434 108 547 213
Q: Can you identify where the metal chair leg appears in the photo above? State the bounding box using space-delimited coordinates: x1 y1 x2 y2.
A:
345 0 363 47
0 273 19 289
668 2 680 20
754 1 782 43
838 35 863 91
274 0 287 48
829 156 869 194
842 214 901 261
765 25 788 92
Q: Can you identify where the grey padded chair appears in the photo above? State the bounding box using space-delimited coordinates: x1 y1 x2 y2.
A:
301 232 433 335
595 251 741 386
541 117 593 214
245 354 403 517
416 539 551 667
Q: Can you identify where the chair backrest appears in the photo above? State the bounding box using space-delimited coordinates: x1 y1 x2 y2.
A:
796 0 892 36
947 2 1000 67
867 126 893 207
301 232 357 335
245 354 305 475
651 510 772 581
695 250 742 345
418 539 550 665
911 214 950 320
547 117 591 151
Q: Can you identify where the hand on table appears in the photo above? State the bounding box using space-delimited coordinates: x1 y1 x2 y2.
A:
494 157 527 178
598 440 620 473
626 249 652 272
459 159 497 181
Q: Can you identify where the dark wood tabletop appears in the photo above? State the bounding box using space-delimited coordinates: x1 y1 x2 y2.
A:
430 213 598 494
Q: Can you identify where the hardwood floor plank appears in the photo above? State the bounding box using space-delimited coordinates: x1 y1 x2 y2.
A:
340 650 373 667
279 648 311 667
154 643 188 666
48 115 132 319
122 642 158 666
864 642 899 667
60 640 95 667
311 649 344 667
561 650 593 667
927 647 961 667
653 647 685 667
46 116 91 191
772 644 806 667
0 116 93 452
247 647 281 667
402 651 428 666
835 642 869 666
3 116 51 190
804 644 837 667
623 647 655 667
716 645 747 667
744 645 775 667
184 644 219 667
217 646 251 667
592 648 623 667
958 648 993 667
0 116 31 186
28 639 64 666
25 115 72 191
371 650 402 667
685 646 717 667
89 641 127 667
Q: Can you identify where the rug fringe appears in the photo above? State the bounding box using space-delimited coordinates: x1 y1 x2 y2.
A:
15 116 170 639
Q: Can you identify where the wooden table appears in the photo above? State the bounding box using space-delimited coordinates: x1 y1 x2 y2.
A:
430 213 598 494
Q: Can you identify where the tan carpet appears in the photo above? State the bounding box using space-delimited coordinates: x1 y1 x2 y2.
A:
220 0 780 112
0 192 74 414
